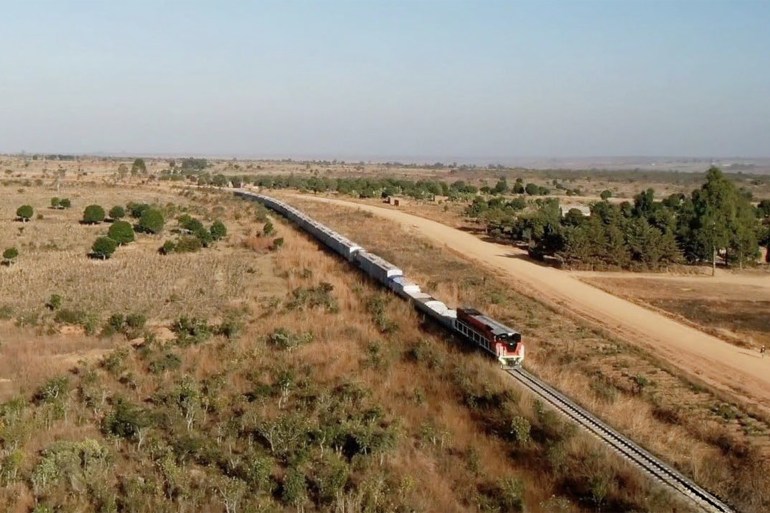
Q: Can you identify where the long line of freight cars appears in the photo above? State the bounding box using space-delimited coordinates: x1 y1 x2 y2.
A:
234 190 525 367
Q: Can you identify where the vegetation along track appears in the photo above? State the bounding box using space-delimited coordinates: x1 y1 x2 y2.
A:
244 192 738 512
508 368 736 513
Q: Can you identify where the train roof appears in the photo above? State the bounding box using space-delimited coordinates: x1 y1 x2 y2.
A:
460 308 519 336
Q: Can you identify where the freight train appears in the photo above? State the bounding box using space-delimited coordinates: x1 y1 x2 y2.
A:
234 190 525 368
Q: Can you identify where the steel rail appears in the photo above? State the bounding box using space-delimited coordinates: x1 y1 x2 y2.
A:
507 368 736 513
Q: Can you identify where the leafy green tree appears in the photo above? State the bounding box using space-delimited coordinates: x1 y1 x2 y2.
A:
91 237 117 260
3 247 19 265
685 167 757 267
50 197 61 209
210 220 227 240
16 205 33 222
82 204 105 224
524 183 540 196
137 209 164 234
108 221 135 245
600 190 612 200
493 178 509 195
130 158 147 176
109 205 125 220
59 198 71 208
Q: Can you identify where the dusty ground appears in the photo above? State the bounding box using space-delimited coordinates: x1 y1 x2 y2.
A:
287 193 770 417
579 271 770 349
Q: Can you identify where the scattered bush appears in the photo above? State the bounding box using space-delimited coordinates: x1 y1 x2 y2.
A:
159 240 177 255
59 198 71 208
267 328 313 350
127 202 150 219
600 189 613 200
104 398 150 440
2 247 18 265
54 308 99 335
109 205 126 220
210 220 227 240
175 236 203 253
91 236 118 259
137 208 164 234
263 220 275 236
16 205 33 222
171 316 212 346
82 204 106 224
107 220 135 245
45 294 62 311
286 282 338 312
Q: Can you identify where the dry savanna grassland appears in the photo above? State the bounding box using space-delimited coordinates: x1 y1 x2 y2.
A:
282 193 770 513
580 273 770 349
2 155 768 513
0 173 693 513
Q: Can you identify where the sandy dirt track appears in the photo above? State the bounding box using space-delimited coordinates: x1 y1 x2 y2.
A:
292 194 770 412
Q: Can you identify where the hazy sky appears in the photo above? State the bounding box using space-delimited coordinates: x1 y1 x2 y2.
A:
1 0 768 160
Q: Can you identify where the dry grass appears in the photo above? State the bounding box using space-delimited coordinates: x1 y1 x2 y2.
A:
583 276 770 348
281 193 770 513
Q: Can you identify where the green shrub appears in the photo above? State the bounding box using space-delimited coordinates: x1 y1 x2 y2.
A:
82 204 106 224
175 236 202 253
210 220 227 240
107 220 135 245
137 208 164 234
16 205 33 222
91 236 117 259
171 316 212 346
2 247 18 265
127 202 150 219
59 198 71 209
267 328 313 350
160 240 176 255
149 352 182 374
45 294 62 311
50 197 61 208
104 398 149 440
263 220 275 236
109 205 125 220
35 376 69 404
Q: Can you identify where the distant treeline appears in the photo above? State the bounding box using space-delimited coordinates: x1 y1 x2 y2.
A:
468 167 770 270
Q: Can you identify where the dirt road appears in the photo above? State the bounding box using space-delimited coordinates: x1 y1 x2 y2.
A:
292 194 770 412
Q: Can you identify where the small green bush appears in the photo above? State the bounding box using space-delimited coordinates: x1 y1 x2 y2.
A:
108 220 135 245
175 236 202 253
210 220 227 240
160 240 176 255
16 205 33 222
108 205 125 220
82 204 106 224
137 208 164 234
2 247 18 265
91 236 117 259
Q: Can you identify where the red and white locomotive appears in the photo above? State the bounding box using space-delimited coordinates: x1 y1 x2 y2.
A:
455 308 525 368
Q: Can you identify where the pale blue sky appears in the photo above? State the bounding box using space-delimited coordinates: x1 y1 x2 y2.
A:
1 0 768 160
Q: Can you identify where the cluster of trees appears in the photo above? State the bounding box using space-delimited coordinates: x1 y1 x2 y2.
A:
245 174 555 201
50 197 72 209
160 215 227 255
471 167 769 270
88 202 166 260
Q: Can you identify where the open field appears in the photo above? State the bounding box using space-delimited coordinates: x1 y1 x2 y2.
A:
279 191 770 513
580 272 770 350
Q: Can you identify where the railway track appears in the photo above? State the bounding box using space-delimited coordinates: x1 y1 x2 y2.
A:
507 367 736 513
